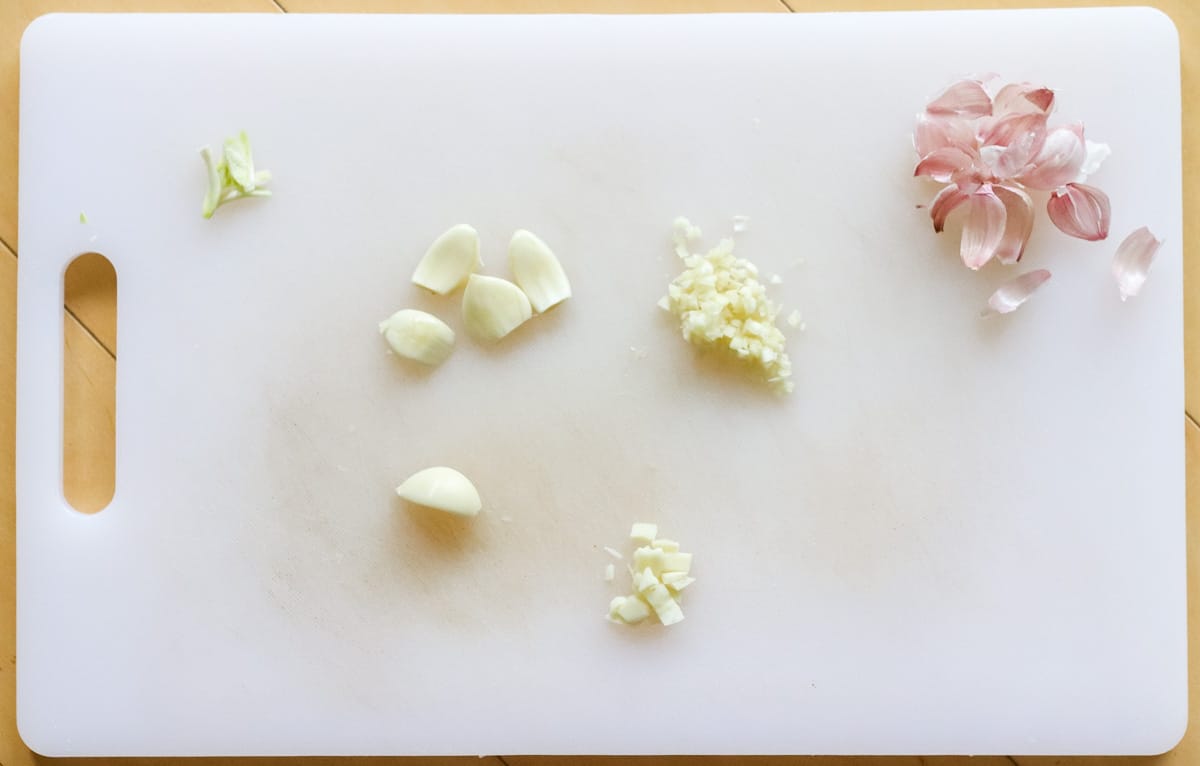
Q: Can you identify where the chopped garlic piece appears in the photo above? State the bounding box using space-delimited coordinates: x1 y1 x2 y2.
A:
630 522 658 544
604 563 615 582
661 217 794 394
643 583 684 626
378 309 455 366
661 552 692 574
508 229 571 313
412 224 481 295
661 572 695 592
633 546 665 574
607 595 651 624
633 567 660 594
611 595 651 624
786 310 802 328
769 274 783 285
619 596 651 623
731 215 749 233
652 539 679 553
462 274 532 342
603 546 624 560
395 466 481 517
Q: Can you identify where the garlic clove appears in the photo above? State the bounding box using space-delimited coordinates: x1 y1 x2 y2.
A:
461 274 532 342
508 229 571 313
412 224 481 295
396 466 481 517
378 309 455 366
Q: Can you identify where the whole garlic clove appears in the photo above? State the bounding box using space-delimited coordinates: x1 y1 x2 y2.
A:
508 229 571 313
412 224 481 295
462 274 532 342
378 309 455 366
396 466 482 517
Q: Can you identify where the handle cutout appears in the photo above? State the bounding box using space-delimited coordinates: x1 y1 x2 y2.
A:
63 253 116 514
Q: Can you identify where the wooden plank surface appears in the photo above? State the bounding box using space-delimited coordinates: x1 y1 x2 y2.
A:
0 0 1195 764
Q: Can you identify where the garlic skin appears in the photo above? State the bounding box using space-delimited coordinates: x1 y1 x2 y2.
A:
1111 226 1163 301
981 269 1052 317
379 309 455 366
412 224 481 295
461 274 532 342
508 229 571 313
396 466 482 517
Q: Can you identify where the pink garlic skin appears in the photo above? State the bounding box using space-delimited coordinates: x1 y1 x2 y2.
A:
1112 226 1164 301
913 78 1113 268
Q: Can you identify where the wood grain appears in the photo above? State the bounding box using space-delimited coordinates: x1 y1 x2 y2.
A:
277 0 788 11
62 307 115 514
1 0 1196 764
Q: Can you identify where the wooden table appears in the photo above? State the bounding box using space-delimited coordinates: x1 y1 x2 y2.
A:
1 1 1195 764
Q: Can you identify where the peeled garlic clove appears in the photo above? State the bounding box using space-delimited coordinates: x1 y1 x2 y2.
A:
412 224 481 295
462 274 532 342
378 309 455 366
508 229 571 313
396 466 481 517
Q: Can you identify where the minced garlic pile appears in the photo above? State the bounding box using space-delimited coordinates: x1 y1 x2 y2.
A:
607 523 694 627
658 217 794 394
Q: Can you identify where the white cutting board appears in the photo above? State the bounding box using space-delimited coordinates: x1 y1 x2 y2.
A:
17 9 1185 757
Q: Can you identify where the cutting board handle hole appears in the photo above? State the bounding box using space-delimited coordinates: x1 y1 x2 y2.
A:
63 252 116 514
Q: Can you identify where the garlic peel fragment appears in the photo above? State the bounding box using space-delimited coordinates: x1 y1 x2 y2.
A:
981 269 1051 316
379 309 455 366
462 274 532 342
396 466 481 517
412 224 481 295
509 229 571 313
1112 226 1162 301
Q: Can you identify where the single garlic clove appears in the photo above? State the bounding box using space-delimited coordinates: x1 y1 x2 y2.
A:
508 229 571 313
461 274 532 342
412 224 481 295
378 309 455 366
396 466 482 517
